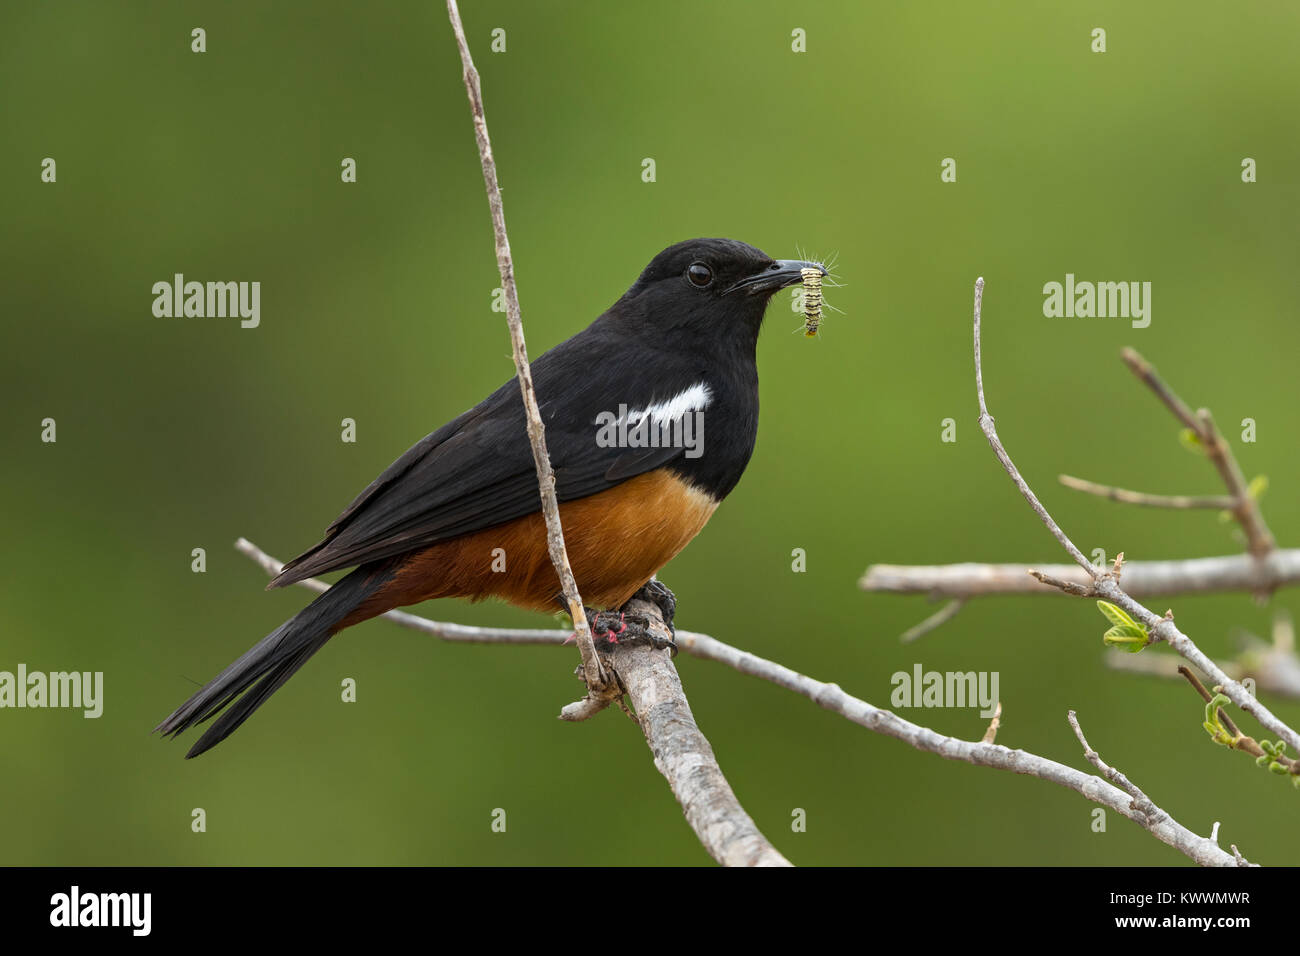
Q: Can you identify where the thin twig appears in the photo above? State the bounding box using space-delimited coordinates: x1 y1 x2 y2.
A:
973 278 1096 575
237 537 1244 866
1068 710 1161 818
981 702 1003 744
1058 474 1237 510
1177 666 1300 773
899 598 966 643
1120 348 1275 558
1066 710 1248 865
445 0 604 694
1178 666 1244 736
1027 569 1097 596
973 279 1300 754
1118 346 1201 431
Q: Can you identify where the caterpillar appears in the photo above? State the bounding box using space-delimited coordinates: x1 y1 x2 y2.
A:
800 267 823 338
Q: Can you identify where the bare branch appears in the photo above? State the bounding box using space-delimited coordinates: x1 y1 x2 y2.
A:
606 598 792 866
238 537 787 865
1058 474 1237 510
1118 346 1206 433
1028 568 1097 596
445 0 604 694
973 278 1096 574
1068 711 1250 866
861 549 1300 598
899 598 966 643
683 627 1242 866
1120 348 1275 558
981 701 1003 744
238 537 1240 865
1068 710 1166 821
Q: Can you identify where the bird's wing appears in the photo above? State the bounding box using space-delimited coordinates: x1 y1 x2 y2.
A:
270 328 702 586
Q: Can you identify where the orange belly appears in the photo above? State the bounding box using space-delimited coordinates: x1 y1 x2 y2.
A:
337 469 718 628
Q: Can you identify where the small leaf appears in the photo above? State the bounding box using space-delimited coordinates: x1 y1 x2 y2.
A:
1104 624 1148 652
1269 761 1289 776
1179 428 1207 455
1097 601 1140 631
1248 474 1268 500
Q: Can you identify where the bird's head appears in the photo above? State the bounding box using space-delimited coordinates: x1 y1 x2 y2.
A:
615 238 827 344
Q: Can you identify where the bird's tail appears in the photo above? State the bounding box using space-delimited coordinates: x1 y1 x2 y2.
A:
155 559 397 758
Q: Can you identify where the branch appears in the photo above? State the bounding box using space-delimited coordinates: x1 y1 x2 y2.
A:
237 538 1245 865
238 538 788 865
973 279 1095 575
865 335 1286 646
1105 610 1300 700
1069 711 1249 866
971 278 1300 755
445 0 605 696
1177 666 1300 776
682 626 1242 866
1057 474 1237 511
1120 348 1275 558
593 599 792 866
899 598 966 643
861 550 1300 598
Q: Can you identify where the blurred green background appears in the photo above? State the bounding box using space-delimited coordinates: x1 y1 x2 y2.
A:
3 0 1298 866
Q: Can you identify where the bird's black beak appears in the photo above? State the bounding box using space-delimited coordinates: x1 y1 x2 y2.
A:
724 259 828 296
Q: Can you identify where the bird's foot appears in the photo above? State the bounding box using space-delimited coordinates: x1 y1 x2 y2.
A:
576 608 677 657
626 579 677 638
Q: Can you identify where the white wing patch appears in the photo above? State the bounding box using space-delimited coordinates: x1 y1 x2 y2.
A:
615 382 712 429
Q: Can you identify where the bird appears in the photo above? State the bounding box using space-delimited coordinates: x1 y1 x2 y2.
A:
156 237 826 757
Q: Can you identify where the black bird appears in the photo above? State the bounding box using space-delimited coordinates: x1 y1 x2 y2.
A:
156 238 825 757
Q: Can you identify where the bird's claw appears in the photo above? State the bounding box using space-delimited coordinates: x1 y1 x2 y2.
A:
581 608 677 656
628 579 677 638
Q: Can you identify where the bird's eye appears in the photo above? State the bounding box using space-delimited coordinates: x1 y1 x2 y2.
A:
687 262 713 287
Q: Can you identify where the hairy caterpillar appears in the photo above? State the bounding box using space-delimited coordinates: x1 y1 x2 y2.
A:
800 267 823 337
